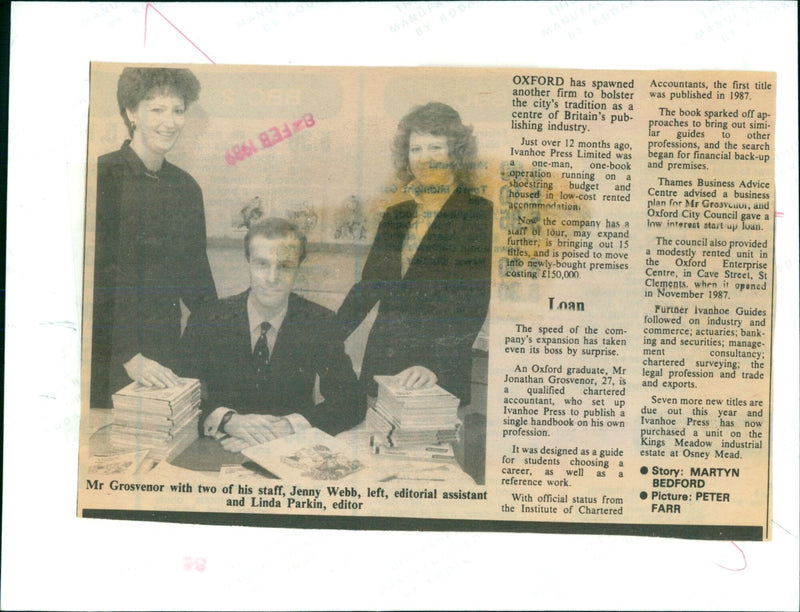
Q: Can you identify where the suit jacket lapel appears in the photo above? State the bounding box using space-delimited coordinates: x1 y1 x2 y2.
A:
270 293 302 369
404 190 463 279
393 201 416 280
232 290 258 373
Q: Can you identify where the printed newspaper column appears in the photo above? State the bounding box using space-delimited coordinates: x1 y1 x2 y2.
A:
488 70 774 532
636 73 774 527
492 72 637 522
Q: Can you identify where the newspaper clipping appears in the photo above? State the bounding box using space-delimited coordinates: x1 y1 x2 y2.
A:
78 64 775 540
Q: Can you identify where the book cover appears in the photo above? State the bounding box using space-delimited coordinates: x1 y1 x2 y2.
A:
112 378 201 407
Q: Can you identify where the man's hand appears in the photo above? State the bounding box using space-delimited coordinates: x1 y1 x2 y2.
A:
220 436 251 453
395 365 438 390
222 414 296 450
263 417 295 439
123 353 180 388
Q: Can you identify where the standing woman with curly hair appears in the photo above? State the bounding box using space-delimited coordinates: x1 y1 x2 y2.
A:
91 67 217 407
336 102 492 406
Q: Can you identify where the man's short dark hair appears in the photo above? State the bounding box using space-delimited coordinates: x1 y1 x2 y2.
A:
244 218 307 263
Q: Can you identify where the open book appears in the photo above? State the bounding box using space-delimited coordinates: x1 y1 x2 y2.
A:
242 429 369 482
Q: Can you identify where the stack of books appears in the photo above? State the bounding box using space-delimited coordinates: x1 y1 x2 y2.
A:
367 375 461 462
110 378 201 462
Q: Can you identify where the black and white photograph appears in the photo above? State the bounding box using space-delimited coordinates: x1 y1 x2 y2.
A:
80 65 495 515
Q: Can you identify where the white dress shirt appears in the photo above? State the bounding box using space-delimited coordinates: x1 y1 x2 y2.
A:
202 291 311 439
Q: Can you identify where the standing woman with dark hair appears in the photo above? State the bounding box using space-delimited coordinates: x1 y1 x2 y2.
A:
336 102 492 406
90 67 217 407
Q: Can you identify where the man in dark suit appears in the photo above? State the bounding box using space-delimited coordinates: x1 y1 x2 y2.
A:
179 218 364 452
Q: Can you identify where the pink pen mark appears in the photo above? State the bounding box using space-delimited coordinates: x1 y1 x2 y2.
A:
775 211 784 218
716 541 747 572
144 3 216 64
183 556 206 571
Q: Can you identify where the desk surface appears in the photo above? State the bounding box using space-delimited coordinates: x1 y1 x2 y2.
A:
88 409 485 484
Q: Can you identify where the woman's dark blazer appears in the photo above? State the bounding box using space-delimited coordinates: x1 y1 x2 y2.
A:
336 189 492 404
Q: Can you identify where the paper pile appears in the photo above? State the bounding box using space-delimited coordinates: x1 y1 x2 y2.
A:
367 375 461 461
110 378 201 461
